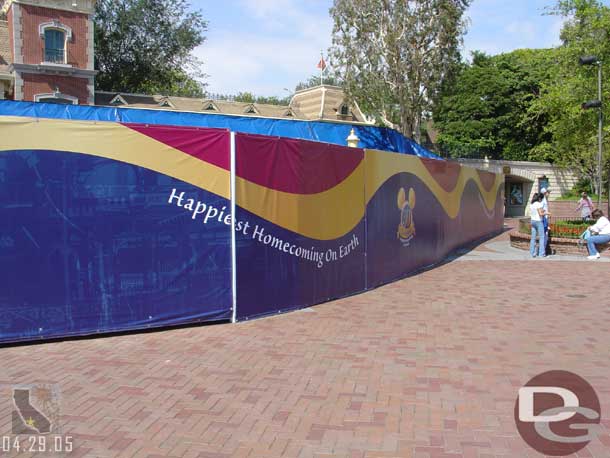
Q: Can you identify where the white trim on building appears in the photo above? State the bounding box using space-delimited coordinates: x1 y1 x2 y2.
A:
34 91 78 104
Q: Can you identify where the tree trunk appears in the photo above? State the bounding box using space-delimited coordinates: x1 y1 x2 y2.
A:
413 115 421 145
400 106 414 141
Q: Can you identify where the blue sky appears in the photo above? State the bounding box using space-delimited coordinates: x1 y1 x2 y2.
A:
193 0 567 98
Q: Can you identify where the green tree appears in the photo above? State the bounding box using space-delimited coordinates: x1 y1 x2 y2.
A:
233 92 256 103
329 0 470 142
94 0 207 97
254 95 291 105
294 74 342 92
229 92 290 105
533 0 610 195
434 49 556 160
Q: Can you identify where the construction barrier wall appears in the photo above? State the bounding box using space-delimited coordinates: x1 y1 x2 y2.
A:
0 100 441 159
234 133 367 320
0 116 504 343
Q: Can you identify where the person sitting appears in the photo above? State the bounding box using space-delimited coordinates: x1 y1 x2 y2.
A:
586 209 610 260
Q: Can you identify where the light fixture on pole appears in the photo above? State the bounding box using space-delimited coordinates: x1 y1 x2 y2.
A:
346 128 359 148
579 55 604 211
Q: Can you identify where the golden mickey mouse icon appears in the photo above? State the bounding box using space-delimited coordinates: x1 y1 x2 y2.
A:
397 187 416 245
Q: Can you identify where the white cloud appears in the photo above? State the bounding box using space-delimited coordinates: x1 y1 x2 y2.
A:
197 32 331 97
196 1 332 97
198 0 565 95
462 0 564 59
544 17 564 48
505 21 538 44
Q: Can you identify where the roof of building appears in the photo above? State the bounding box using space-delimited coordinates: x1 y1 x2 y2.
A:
0 20 10 74
95 92 303 119
95 92 306 120
94 85 368 124
1 0 95 16
290 85 366 122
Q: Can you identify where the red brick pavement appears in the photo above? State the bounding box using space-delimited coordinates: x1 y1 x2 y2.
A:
1 226 610 458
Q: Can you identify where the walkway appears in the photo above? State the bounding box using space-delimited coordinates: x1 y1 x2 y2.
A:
1 223 609 458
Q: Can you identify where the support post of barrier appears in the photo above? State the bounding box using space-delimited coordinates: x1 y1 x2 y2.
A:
230 131 237 323
363 149 368 290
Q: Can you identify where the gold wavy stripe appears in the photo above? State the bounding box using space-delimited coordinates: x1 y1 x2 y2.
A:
364 149 503 218
0 116 230 199
237 149 502 240
236 161 366 240
0 116 503 241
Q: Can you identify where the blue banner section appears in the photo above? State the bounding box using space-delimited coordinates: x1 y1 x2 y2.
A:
0 100 441 159
366 174 504 288
366 174 443 287
234 207 366 320
0 150 232 343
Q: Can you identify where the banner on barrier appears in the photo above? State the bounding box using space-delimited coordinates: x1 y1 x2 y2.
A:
0 117 233 343
234 133 366 320
0 115 504 342
364 149 504 288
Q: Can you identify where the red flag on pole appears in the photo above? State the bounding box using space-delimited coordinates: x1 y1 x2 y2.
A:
317 57 326 71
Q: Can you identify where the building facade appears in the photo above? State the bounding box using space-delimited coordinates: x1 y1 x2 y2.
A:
0 0 96 104
451 158 579 217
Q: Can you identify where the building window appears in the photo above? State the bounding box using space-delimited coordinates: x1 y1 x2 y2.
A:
509 183 524 206
203 101 218 111
243 104 258 114
538 176 550 194
109 94 127 105
44 29 66 63
40 21 72 64
339 104 350 116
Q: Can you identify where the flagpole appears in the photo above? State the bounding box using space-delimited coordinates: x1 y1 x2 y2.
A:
320 50 323 86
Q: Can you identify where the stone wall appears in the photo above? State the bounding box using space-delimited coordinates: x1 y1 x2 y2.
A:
451 158 579 197
549 200 609 218
510 230 609 256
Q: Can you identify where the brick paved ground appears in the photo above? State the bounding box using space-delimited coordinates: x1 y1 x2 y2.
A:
1 221 610 458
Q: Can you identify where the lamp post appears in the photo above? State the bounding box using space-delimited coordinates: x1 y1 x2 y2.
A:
579 55 604 211
346 128 360 148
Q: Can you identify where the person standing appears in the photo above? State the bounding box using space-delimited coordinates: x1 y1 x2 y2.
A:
586 209 610 260
540 188 552 255
530 193 546 258
575 192 594 221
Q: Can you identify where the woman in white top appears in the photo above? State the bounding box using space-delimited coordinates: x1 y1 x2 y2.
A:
586 209 610 259
530 193 546 258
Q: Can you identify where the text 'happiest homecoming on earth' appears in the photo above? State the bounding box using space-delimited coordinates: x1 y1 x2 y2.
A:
168 189 359 269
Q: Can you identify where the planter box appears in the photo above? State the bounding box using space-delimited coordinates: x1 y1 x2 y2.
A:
510 230 609 255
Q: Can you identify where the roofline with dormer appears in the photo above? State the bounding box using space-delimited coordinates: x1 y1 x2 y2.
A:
1 0 95 16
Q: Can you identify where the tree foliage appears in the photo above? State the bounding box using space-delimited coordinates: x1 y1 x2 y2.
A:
294 74 342 92
329 0 470 142
206 92 291 106
433 49 556 160
94 0 207 97
433 0 610 196
533 0 610 194
232 92 291 105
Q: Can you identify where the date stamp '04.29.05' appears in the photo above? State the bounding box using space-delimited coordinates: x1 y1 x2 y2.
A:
2 384 73 455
